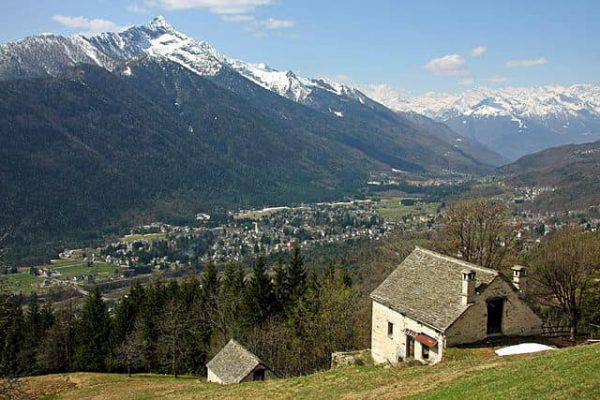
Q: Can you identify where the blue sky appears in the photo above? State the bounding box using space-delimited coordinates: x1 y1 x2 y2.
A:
1 0 598 93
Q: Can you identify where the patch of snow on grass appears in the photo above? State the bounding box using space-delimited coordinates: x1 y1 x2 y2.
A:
495 343 555 356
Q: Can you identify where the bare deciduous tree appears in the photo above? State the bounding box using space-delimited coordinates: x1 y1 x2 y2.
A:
440 199 517 270
116 319 146 377
531 226 600 340
157 299 187 377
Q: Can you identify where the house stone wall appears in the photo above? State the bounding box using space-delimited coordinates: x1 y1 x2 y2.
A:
207 367 223 384
446 277 543 346
371 300 445 365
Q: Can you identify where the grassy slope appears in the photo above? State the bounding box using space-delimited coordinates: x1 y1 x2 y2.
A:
25 344 600 400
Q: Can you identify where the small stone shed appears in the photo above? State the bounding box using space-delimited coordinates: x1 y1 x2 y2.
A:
370 247 542 365
206 339 276 384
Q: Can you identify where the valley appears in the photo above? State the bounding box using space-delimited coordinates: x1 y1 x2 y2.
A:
0 194 440 299
0 5 598 400
0 17 505 262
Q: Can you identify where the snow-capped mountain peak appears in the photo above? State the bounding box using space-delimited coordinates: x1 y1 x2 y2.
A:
106 17 370 105
365 84 600 160
0 16 369 108
146 15 174 32
222 56 368 104
368 85 600 121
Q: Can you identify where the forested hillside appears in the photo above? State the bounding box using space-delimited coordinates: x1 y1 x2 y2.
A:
501 140 600 211
0 62 377 248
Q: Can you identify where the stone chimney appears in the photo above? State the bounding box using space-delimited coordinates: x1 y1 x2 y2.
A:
461 269 476 305
512 265 527 295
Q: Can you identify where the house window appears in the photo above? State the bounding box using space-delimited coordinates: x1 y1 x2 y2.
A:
387 321 394 338
422 345 430 360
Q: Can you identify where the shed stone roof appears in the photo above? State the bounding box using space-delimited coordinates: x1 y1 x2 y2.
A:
370 247 498 331
206 339 263 383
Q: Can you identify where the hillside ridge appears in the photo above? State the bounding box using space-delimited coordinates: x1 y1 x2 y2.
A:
23 343 600 400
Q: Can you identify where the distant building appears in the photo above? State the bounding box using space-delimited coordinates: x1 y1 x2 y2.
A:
196 213 211 221
370 247 542 365
206 339 276 384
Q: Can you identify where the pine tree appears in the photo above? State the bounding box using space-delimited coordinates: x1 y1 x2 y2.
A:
138 281 168 370
175 276 206 374
272 254 287 313
244 256 274 325
74 288 112 371
37 302 76 373
324 261 336 283
22 294 43 374
200 262 220 316
216 262 245 338
40 302 55 333
285 247 307 307
0 296 24 377
196 262 220 365
112 282 144 345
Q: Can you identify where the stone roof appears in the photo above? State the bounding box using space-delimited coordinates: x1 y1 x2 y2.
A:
370 247 498 331
206 339 263 383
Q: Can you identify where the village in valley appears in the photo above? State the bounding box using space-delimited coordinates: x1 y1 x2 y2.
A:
3 180 600 304
0 197 416 297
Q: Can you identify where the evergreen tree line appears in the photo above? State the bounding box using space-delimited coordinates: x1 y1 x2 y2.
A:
0 248 369 378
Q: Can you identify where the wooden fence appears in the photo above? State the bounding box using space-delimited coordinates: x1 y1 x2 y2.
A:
540 324 572 337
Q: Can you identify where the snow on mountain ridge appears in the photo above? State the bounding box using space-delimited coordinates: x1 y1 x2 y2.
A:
224 58 366 104
0 16 363 107
370 84 600 121
364 84 600 160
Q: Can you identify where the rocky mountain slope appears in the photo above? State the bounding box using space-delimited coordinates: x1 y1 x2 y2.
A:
0 17 503 170
369 85 600 160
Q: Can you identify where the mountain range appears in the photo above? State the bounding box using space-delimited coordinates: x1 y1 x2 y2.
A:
0 17 503 249
367 85 600 160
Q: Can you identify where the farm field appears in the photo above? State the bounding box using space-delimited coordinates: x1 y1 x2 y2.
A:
376 198 440 222
0 260 123 295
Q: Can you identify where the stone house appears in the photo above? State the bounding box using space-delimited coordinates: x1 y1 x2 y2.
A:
370 247 542 365
206 339 276 384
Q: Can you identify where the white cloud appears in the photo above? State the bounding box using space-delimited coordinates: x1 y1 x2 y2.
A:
485 74 508 83
51 15 124 33
145 0 275 14
470 45 487 57
127 4 150 13
221 14 255 22
458 77 474 86
243 17 296 37
259 18 295 29
506 57 548 68
425 54 468 76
